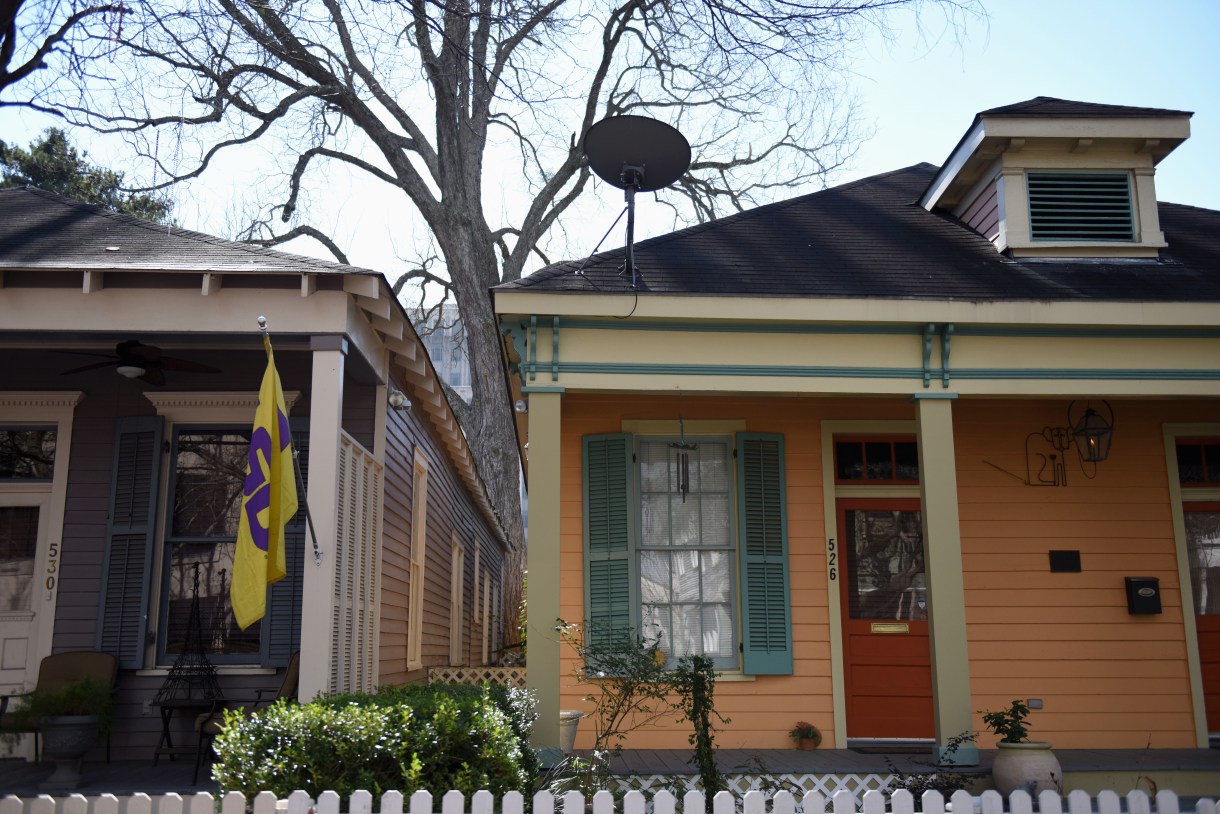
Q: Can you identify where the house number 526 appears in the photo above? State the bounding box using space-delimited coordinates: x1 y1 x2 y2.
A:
827 538 837 581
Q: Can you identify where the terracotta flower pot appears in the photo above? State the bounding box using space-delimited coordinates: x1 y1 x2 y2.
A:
797 736 820 750
991 741 1061 796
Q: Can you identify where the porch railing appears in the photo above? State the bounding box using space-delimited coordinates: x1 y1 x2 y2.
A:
1 789 1216 814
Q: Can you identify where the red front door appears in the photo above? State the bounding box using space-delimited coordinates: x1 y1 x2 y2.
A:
1185 503 1220 733
839 499 935 739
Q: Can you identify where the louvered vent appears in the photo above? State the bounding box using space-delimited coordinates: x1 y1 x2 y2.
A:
1027 172 1134 241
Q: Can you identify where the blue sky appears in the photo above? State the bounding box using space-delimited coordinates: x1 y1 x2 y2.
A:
844 0 1220 209
2 0 1217 278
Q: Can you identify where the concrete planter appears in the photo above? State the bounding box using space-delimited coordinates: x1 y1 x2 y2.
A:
991 741 1061 796
559 710 584 754
38 714 100 791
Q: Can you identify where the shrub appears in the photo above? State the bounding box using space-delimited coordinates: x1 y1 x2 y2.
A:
212 683 530 800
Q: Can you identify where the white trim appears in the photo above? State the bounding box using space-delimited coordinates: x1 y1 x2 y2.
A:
0 394 82 696
449 534 465 666
407 449 430 672
820 419 918 749
0 393 84 409
145 390 301 424
920 121 985 210
1163 423 1220 748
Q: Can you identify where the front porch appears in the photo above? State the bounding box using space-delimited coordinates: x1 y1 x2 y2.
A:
5 748 1214 800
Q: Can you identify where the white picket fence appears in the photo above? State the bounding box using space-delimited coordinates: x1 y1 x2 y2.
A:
1 789 1217 814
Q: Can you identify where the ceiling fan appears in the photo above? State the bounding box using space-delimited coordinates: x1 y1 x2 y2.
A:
59 340 221 386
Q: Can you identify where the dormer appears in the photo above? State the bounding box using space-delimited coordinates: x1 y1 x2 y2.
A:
920 97 1192 258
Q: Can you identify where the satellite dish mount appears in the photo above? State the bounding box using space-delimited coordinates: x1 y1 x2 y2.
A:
582 116 691 289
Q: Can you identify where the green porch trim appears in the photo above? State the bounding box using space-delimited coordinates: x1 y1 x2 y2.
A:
923 324 935 388
529 316 537 383
910 393 959 400
547 361 1220 382
533 318 1220 340
558 362 927 378
941 324 954 387
949 368 1220 380
501 314 1220 387
521 386 566 393
558 319 927 335
950 325 1220 339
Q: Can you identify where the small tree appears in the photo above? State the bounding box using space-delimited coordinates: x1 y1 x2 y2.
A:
0 127 174 223
552 620 681 794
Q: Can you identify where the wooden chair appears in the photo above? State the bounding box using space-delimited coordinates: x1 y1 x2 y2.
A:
0 651 118 763
193 652 300 784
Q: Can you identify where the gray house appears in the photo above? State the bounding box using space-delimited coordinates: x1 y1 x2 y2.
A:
0 187 512 758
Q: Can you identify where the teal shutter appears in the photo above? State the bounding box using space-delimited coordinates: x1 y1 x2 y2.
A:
583 433 634 658
736 432 793 675
97 416 164 669
265 421 308 667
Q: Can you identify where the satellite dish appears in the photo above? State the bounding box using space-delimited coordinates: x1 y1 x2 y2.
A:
582 116 691 192
581 116 691 288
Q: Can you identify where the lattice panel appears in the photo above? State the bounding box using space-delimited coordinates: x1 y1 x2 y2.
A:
427 666 528 689
611 773 896 799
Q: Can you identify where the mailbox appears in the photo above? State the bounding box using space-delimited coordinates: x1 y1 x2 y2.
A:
1124 576 1162 615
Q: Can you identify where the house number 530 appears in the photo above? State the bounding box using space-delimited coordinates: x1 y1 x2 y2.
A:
827 537 837 581
45 540 60 599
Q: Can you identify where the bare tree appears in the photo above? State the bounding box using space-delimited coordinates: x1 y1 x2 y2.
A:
1 0 124 105
7 0 978 631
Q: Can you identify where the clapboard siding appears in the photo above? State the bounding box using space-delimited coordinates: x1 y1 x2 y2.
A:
558 394 1212 750
378 378 505 686
955 398 1212 748
559 393 901 749
959 178 1001 241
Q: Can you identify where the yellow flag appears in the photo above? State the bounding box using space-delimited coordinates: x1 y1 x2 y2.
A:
231 335 299 631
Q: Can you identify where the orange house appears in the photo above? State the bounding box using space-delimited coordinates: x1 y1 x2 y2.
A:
492 98 1220 762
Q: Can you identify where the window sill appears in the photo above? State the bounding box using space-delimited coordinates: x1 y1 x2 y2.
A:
136 666 277 677
713 672 756 682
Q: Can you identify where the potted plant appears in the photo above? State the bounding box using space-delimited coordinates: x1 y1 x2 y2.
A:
789 720 822 750
979 699 1061 796
5 677 114 790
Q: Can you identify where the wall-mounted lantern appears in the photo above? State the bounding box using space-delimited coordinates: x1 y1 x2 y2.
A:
1024 401 1115 487
1071 402 1114 463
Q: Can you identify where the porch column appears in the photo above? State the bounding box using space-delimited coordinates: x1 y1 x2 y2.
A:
913 394 977 765
300 336 347 701
526 388 563 748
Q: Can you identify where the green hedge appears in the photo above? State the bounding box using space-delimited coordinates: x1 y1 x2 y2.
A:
212 682 535 799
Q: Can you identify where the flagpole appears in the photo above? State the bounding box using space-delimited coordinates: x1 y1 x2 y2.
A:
259 316 324 566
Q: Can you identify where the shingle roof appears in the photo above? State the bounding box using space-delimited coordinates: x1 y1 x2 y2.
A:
497 163 1220 302
979 97 1193 119
0 186 379 276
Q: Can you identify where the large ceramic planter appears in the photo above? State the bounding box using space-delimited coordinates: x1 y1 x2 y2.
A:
559 710 584 754
38 714 101 790
991 741 1061 796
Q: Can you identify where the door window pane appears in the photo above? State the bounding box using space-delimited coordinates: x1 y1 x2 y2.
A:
835 437 919 483
845 509 926 621
0 507 37 611
1178 440 1220 486
1186 510 1220 615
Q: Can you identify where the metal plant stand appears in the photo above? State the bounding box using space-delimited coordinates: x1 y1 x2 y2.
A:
153 562 224 763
